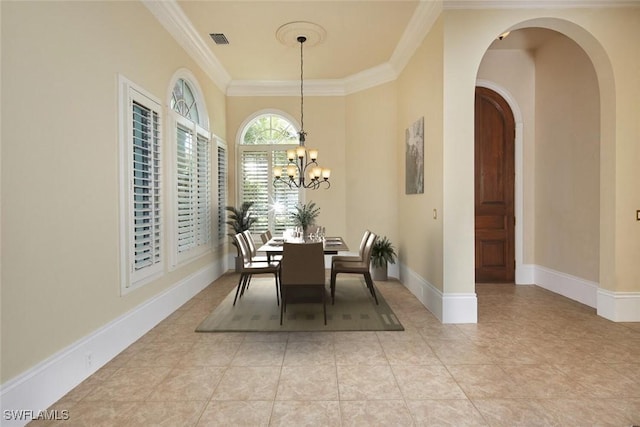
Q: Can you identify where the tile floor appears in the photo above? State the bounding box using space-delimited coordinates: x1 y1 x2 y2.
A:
31 273 640 426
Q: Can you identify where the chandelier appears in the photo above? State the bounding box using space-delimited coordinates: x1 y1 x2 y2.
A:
273 35 331 190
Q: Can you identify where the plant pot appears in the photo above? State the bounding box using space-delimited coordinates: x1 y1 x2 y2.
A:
371 263 388 281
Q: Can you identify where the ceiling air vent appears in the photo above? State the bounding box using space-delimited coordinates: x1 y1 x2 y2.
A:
209 33 229 45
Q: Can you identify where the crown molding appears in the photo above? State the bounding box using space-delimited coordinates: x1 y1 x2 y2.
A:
444 0 640 9
226 79 345 97
389 0 443 75
141 0 231 92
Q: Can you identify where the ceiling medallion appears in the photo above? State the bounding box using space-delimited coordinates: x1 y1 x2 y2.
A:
276 21 326 47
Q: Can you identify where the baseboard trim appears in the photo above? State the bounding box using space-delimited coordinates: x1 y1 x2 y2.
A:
398 264 477 324
0 260 224 427
516 263 535 285
533 265 598 308
597 288 640 322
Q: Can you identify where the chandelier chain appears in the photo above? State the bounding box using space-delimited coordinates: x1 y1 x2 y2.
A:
300 37 304 136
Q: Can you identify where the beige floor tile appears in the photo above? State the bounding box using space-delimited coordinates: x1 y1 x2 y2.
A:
124 401 207 427
83 367 172 401
501 364 590 398
340 400 413 427
537 398 635 425
196 400 273 426
270 401 341 427
334 340 388 365
179 341 241 366
147 366 226 401
283 341 335 366
52 401 138 427
380 339 441 365
230 341 286 366
406 399 488 426
471 398 554 426
276 365 339 400
554 362 640 398
392 365 466 400
446 365 524 399
211 366 280 400
337 364 403 400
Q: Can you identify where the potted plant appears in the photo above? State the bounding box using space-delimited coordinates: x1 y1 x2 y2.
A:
225 202 257 271
371 236 397 281
291 201 320 239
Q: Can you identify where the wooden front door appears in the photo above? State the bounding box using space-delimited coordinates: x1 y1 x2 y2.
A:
475 87 515 283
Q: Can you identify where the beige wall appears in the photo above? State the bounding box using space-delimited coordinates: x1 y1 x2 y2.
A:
534 34 600 282
397 17 444 290
344 83 398 250
1 1 226 382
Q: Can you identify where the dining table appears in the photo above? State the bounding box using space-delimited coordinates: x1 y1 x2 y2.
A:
257 236 349 262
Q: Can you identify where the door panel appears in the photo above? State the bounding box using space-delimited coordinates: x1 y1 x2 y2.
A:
475 87 515 283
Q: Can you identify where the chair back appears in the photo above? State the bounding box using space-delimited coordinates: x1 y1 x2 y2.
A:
358 230 372 256
260 231 271 244
280 242 325 285
241 230 257 257
233 233 251 264
362 232 378 264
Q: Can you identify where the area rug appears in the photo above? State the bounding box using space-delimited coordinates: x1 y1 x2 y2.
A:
196 277 404 332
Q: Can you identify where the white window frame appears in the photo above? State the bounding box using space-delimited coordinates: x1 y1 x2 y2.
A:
118 75 164 294
236 110 304 235
167 70 213 268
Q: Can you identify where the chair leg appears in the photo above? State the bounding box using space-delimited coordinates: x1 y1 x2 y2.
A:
330 271 338 304
233 274 245 306
280 286 285 325
363 272 379 305
322 286 327 325
274 273 280 306
239 274 251 297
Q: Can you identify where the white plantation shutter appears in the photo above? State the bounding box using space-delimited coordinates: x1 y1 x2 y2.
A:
119 76 164 292
217 143 227 243
176 123 195 253
132 101 162 278
240 151 270 233
196 134 211 247
175 118 211 260
272 150 299 234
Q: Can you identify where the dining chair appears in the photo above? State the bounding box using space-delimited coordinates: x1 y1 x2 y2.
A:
260 230 272 244
330 232 379 305
280 242 327 325
233 233 280 306
331 229 371 267
241 230 270 262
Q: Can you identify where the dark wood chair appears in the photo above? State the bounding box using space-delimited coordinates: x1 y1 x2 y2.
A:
280 242 327 325
330 232 379 305
233 233 280 306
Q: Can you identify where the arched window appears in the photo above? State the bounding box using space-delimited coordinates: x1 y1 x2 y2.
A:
169 73 212 265
238 112 301 234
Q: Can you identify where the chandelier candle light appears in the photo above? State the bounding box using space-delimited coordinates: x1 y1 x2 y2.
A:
273 35 331 189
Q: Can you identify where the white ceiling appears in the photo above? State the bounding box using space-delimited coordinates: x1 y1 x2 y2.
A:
144 0 634 94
